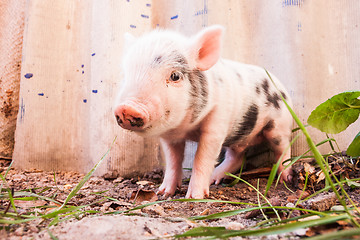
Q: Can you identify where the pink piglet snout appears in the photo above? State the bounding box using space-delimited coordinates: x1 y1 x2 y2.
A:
114 101 149 131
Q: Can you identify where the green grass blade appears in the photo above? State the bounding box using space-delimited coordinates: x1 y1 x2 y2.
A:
0 217 39 224
190 205 326 221
48 215 60 227
9 191 62 205
225 173 281 221
190 207 260 221
176 226 230 238
265 132 300 195
178 214 350 238
47 229 59 240
106 198 256 216
43 206 84 219
4 160 13 178
257 179 268 221
301 178 360 203
225 155 245 187
0 174 17 214
288 171 309 219
223 214 350 238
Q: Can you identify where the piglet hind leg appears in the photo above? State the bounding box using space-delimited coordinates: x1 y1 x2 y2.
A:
211 148 245 185
157 140 185 198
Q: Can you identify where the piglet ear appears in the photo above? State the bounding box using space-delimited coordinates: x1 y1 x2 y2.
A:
191 25 225 71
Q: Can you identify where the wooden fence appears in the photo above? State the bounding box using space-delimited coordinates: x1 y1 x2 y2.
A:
0 0 359 176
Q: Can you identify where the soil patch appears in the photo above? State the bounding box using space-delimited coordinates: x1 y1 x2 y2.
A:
1 156 359 239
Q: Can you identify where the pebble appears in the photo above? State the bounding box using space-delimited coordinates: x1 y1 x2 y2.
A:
28 225 39 233
227 222 244 230
14 226 24 236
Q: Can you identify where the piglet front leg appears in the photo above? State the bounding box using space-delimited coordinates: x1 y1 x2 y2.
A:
185 132 224 199
157 139 185 198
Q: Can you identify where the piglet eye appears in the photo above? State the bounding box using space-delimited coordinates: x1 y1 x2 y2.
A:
170 71 181 82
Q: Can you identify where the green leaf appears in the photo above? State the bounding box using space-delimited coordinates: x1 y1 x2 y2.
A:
308 91 360 134
347 131 360 157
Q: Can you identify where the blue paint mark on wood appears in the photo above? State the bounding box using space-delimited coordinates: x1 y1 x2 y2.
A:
298 22 302 31
20 97 25 123
24 73 33 79
83 99 87 103
92 90 98 93
141 14 149 19
195 0 208 27
146 3 151 7
81 64 84 68
130 25 136 28
38 93 44 96
282 0 304 7
82 70 85 74
170 15 178 20
91 53 96 56
195 3 208 16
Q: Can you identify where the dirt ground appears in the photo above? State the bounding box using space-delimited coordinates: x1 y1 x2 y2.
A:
1 155 359 240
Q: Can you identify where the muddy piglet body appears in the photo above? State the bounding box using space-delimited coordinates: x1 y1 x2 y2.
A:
114 26 293 199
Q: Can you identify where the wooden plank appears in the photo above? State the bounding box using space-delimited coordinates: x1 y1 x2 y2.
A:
13 0 160 176
90 0 159 176
13 1 359 177
13 0 94 172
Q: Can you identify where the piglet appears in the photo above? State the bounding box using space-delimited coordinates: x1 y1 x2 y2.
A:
114 25 293 199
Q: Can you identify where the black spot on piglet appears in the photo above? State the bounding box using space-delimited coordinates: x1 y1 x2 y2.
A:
188 70 208 122
261 79 283 109
263 119 275 131
280 91 287 100
262 79 270 95
267 93 281 109
223 104 259 146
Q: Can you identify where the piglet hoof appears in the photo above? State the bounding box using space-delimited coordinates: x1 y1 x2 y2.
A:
210 172 226 185
157 182 179 198
185 182 209 199
185 190 208 199
210 177 222 186
279 167 294 184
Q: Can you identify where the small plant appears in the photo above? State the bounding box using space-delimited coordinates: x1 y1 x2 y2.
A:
308 91 360 157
